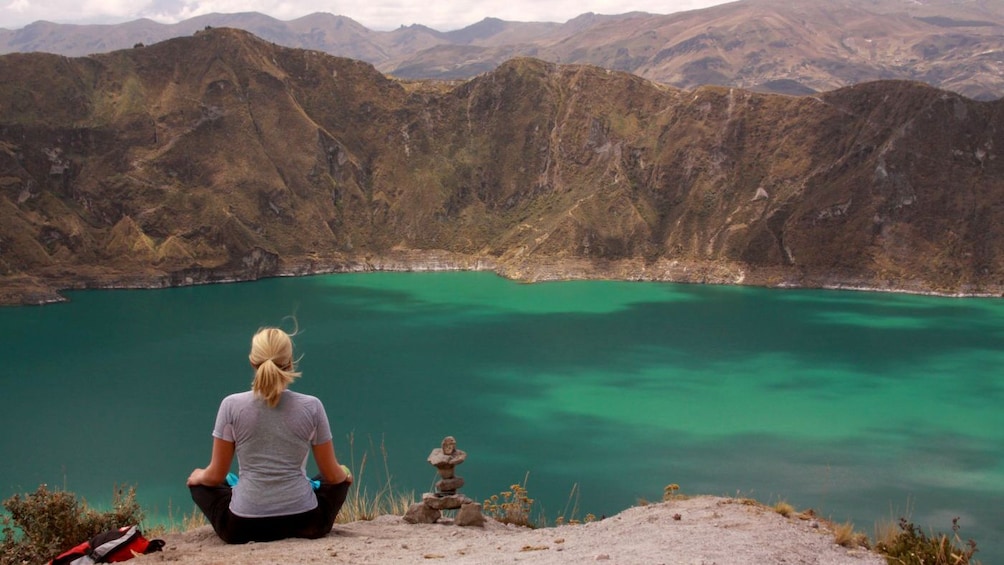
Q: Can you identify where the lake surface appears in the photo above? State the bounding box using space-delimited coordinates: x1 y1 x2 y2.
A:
1 272 1002 561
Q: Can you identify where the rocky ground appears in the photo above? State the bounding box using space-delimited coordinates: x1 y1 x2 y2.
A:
140 496 885 565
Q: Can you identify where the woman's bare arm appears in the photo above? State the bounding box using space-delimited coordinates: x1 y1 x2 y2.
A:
187 438 235 486
312 440 351 484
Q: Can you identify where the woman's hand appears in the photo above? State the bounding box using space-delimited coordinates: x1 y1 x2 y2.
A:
313 440 352 484
187 468 207 486
188 439 235 487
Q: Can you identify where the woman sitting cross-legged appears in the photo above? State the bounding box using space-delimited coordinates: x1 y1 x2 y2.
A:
187 325 352 544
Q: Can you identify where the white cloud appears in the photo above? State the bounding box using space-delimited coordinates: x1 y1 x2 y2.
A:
148 0 360 24
5 0 31 14
2 0 143 25
1 0 733 31
82 0 152 19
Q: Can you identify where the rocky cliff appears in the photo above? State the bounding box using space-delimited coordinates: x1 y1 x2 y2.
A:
1 28 1002 304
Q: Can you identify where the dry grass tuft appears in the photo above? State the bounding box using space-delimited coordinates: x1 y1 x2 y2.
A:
832 521 870 549
337 433 414 523
873 517 900 549
181 507 207 531
773 501 795 518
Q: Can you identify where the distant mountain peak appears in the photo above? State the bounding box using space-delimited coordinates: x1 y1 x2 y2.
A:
1 0 1002 99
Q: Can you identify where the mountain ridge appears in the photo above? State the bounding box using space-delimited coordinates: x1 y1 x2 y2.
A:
1 28 1002 304
2 0 1003 100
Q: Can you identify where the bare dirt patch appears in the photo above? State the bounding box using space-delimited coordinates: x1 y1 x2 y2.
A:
143 496 884 564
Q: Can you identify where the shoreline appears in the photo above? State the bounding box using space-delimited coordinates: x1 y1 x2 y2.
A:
4 250 1003 307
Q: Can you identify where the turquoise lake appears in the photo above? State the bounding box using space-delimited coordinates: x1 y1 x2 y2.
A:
1 272 1001 561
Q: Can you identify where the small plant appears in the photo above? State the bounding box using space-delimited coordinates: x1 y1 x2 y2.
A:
832 521 870 549
773 500 795 518
483 473 536 527
0 484 144 565
875 517 979 565
553 482 598 525
555 513 597 526
796 508 817 521
180 506 208 531
143 499 206 536
338 433 414 523
663 483 681 501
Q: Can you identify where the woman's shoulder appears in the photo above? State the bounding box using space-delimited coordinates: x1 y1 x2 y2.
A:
284 390 322 404
220 390 255 405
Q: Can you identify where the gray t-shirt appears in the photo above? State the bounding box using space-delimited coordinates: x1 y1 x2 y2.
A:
212 390 333 517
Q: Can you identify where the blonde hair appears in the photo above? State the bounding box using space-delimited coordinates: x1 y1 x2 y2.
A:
249 327 302 407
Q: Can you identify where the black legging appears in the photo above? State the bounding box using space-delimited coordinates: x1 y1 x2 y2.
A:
190 480 350 544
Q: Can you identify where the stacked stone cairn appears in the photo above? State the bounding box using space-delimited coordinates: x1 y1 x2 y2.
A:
403 436 485 527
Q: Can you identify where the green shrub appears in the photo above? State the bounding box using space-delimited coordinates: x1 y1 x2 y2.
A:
0 484 143 565
876 517 979 565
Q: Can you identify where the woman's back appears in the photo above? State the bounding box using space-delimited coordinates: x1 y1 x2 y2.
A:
188 324 352 544
216 390 332 517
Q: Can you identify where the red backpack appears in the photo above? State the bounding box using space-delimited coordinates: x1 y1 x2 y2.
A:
49 525 165 564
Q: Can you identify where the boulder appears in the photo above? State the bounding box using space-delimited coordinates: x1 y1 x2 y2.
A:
403 502 441 524
455 502 485 527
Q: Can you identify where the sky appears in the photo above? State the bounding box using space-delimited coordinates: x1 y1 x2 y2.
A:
1 0 734 32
